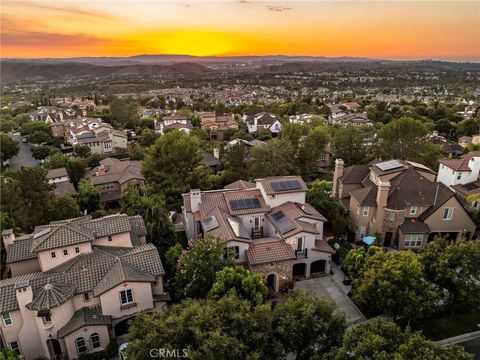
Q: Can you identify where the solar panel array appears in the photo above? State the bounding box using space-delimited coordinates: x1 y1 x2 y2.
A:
463 183 479 191
270 211 296 234
271 180 302 192
229 198 261 210
376 160 404 171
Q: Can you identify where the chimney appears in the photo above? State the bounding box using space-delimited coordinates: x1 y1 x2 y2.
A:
190 189 202 213
376 180 390 208
15 281 42 358
332 159 345 198
2 229 15 251
96 164 106 176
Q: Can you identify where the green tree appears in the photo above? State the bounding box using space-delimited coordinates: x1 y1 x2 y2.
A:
44 149 67 169
126 295 284 360
280 122 305 149
0 348 21 360
297 126 330 178
20 121 50 135
420 238 480 314
164 242 183 274
143 130 202 202
273 291 346 360
332 125 368 165
174 236 227 299
66 158 86 188
120 185 176 253
51 194 81 220
249 138 297 178
0 133 19 163
128 141 144 160
73 144 91 158
139 128 159 147
323 317 472 360
209 266 267 306
76 179 101 214
110 97 139 129
348 248 434 320
31 145 52 160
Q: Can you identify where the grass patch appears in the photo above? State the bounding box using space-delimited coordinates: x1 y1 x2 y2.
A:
410 312 480 341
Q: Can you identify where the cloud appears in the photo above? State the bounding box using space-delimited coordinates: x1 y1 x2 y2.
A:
8 1 113 20
237 0 251 4
266 5 292 12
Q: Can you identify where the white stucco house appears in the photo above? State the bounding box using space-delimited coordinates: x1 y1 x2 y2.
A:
243 113 282 134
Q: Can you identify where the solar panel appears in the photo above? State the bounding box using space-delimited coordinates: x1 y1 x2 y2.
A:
376 160 403 172
201 216 219 232
270 211 296 234
229 198 261 210
463 183 479 191
271 180 302 192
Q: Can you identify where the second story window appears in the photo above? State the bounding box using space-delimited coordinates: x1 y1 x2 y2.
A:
410 206 417 215
75 247 80 254
120 289 134 305
83 292 90 302
296 237 305 252
63 249 68 256
50 251 56 259
108 235 113 242
443 208 454 220
10 341 20 356
362 207 369 216
42 314 52 324
2 312 12 327
456 173 461 180
75 337 87 355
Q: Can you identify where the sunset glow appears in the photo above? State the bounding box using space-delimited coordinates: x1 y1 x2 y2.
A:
1 0 479 60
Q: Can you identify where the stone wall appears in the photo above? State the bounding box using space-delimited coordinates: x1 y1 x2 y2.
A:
382 209 406 246
249 259 294 292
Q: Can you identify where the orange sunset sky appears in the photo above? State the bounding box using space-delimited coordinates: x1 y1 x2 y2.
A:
1 0 479 60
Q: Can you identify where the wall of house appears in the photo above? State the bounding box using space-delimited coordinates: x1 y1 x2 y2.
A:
269 120 282 133
397 231 427 250
152 276 164 295
249 260 293 292
224 240 250 263
112 135 128 150
15 286 44 359
93 232 132 247
349 200 372 229
297 216 324 239
99 281 154 318
86 142 103 155
237 213 268 237
294 249 332 277
9 258 41 277
437 164 467 189
424 196 476 240
0 310 25 356
72 293 101 311
38 242 93 272
64 324 110 360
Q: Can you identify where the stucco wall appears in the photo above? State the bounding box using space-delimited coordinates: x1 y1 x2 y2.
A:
99 282 153 318
9 258 40 277
72 293 101 311
93 232 132 247
224 240 250 263
38 242 92 272
64 324 110 359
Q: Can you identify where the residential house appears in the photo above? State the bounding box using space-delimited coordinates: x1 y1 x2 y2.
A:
341 101 362 113
332 158 476 248
458 134 480 148
224 138 266 162
182 176 334 293
84 158 144 204
46 168 76 197
427 131 465 159
243 113 282 134
437 151 480 209
289 114 326 125
154 116 193 135
0 214 167 359
200 112 238 140
329 113 373 127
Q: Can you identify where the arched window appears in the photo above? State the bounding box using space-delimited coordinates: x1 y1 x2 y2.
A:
90 333 101 349
75 337 87 355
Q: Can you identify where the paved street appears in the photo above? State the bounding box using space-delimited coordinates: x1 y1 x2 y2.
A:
7 133 40 170
295 275 366 326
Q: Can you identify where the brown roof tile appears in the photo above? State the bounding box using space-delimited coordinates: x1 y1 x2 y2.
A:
247 238 295 265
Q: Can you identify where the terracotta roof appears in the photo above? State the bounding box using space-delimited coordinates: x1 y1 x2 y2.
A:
57 305 111 338
201 207 252 243
247 238 295 265
313 239 335 253
224 189 270 215
438 151 480 171
258 176 308 195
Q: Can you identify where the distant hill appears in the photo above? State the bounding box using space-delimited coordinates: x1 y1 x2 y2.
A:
0 61 210 83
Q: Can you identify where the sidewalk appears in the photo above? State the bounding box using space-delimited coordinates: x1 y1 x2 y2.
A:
330 262 352 295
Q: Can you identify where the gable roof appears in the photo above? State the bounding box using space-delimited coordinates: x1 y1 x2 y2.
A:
57 305 111 338
247 238 295 266
438 151 480 171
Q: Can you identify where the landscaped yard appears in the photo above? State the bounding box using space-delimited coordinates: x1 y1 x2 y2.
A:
411 312 480 341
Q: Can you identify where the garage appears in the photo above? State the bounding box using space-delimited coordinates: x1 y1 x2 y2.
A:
292 263 306 278
310 260 326 274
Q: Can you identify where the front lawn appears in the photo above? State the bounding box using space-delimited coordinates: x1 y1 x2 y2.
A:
410 312 480 341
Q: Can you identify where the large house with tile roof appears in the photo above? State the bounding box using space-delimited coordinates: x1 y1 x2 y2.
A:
182 176 334 293
243 112 282 134
0 214 166 359
332 158 476 249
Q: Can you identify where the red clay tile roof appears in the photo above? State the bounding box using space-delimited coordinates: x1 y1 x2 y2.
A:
247 238 295 265
224 180 256 190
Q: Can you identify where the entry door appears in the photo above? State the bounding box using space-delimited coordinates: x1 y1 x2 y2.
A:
254 217 261 231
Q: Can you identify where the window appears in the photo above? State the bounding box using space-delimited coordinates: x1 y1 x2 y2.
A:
50 251 56 259
362 206 369 216
108 235 113 242
75 247 80 254
359 226 367 238
90 333 101 349
223 246 240 260
42 314 51 324
320 154 327 160
410 206 417 215
120 289 134 305
63 249 68 256
388 211 395 220
456 173 461 180
404 234 423 248
296 237 305 252
443 207 454 220
75 337 87 355
83 292 90 302
10 341 20 356
2 312 12 327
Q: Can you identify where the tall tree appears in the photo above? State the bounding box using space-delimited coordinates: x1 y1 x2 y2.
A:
249 139 297 178
0 133 19 163
223 144 249 182
76 179 101 214
296 126 330 178
110 97 139 129
66 158 86 188
332 125 368 165
143 130 202 202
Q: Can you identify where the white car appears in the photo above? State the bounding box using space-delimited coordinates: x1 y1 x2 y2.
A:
118 343 128 360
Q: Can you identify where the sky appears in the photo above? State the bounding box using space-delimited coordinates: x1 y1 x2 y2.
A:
1 0 479 61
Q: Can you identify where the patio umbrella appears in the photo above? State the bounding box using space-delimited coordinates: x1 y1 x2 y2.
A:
362 236 376 245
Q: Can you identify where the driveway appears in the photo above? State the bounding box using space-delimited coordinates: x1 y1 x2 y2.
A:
7 133 40 170
295 275 366 326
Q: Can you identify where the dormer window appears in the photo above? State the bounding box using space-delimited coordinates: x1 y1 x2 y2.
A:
63 249 68 256
410 206 417 215
75 247 80 253
362 207 369 216
50 251 56 259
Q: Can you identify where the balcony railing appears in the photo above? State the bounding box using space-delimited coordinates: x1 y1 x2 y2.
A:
295 248 307 259
251 226 264 239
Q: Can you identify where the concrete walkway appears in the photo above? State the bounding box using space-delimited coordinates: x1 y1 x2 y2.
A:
295 275 366 326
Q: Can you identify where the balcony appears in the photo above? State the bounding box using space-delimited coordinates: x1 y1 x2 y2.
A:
295 248 307 259
251 226 264 239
